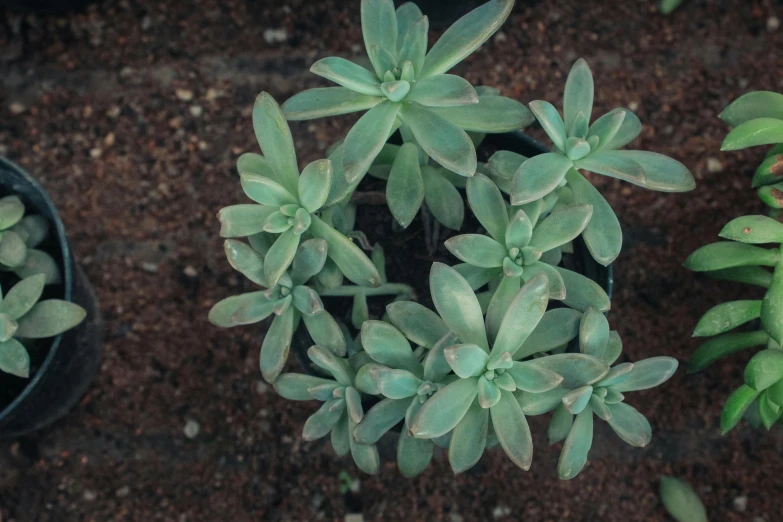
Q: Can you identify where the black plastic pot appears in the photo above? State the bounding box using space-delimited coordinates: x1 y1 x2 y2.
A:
0 158 103 439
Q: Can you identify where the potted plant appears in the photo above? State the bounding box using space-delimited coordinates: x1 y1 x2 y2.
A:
0 158 102 438
209 0 695 478
685 91 783 433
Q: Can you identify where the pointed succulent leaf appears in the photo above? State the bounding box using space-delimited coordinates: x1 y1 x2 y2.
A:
693 300 761 337
555 266 611 312
529 203 592 252
719 91 783 127
259 307 294 382
586 109 626 151
253 93 301 194
573 151 646 184
444 234 507 268
529 100 567 151
422 166 465 229
720 215 783 244
348 416 380 475
722 118 783 151
763 272 783 344
354 363 384 395
2 274 45 320
491 274 549 357
283 87 383 121
273 373 335 400
478 376 501 408
237 152 276 182
428 96 535 133
466 173 508 243
373 367 423 399
351 293 369 330
659 476 708 522
291 286 323 317
490 389 534 470
0 196 24 229
562 385 593 414
298 159 333 213
558 407 593 480
610 357 678 392
13 248 59 285
410 377 479 438
506 361 564 393
397 14 428 76
263 230 300 287
361 0 397 69
548 404 574 444
744 349 783 391
689 330 769 373
423 332 459 382
530 353 609 388
290 239 328 285
589 394 612 421
430 263 489 351
303 400 345 441
395 3 423 45
380 80 410 102
13 297 85 340
407 74 479 107
310 57 382 96
444 344 490 378
309 216 382 288
516 308 582 359
596 362 634 388
224 240 266 287
565 169 621 266
218 205 274 238
607 151 695 192
504 209 533 249
721 384 758 434
208 292 277 327
453 263 500 290
360 320 421 375
343 101 401 183
516 387 567 415
386 301 448 349
600 331 623 365
488 150 527 180
606 402 652 447
331 414 350 456
510 153 574 205
420 0 513 77
354 397 409 444
683 242 779 271
752 152 783 188
758 392 781 429
448 399 488 473
0 338 29 378
263 211 292 234
485 276 520 343
0 230 27 268
240 174 297 207
401 103 476 177
579 307 610 358
308 345 354 386
563 59 594 134
397 425 434 477
386 142 425 228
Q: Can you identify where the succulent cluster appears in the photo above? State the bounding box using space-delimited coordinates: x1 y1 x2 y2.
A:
685 91 783 433
0 195 61 285
210 0 692 478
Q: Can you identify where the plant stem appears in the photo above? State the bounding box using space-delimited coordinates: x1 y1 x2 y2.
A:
320 283 416 299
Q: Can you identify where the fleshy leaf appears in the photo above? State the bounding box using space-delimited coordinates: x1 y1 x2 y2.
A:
298 159 333 213
430 263 489 351
253 93 301 195
343 101 401 183
361 0 398 72
407 74 479 107
555 266 611 313
563 59 594 135
0 338 29 378
684 242 779 271
386 301 448 349
744 349 783 392
528 203 592 253
558 408 593 480
401 103 477 177
608 151 695 192
517 308 582 359
466 173 509 243
410 377 479 438
354 398 409 444
490 389 533 470
444 234 507 268
448 398 489 473
259 307 294 382
360 320 421 375
529 353 609 388
283 87 382 120
444 344 490 378
606 402 652 447
387 142 425 228
529 100 567 151
422 167 465 230
2 274 45 320
722 117 783 151
428 96 535 133
510 153 574 205
719 91 783 127
309 215 382 288
491 274 549 357
693 300 761 337
689 330 769 373
218 204 275 238
565 169 621 266
659 476 708 522
208 292 277 327
506 361 564 393
310 57 382 96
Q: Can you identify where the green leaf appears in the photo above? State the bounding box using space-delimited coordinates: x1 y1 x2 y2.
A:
14 299 85 339
722 117 783 151
410 377 479 438
555 266 611 313
484 275 519 343
597 362 635 388
386 142 424 228
490 389 533 470
720 91 783 127
373 367 423 399
693 300 761 337
316 258 344 290
721 384 758 434
395 3 423 46
259 307 294 382
282 87 383 121
386 301 448 349
510 153 574 205
563 59 594 134
422 167 465 230
408 74 478 107
361 0 397 70
428 95 535 133
0 338 29 377
0 230 26 268
477 375 501 408
607 151 695 192
303 310 346 356
309 345 355 386
309 216 382 288
706 266 773 288
762 275 783 345
759 392 782 428
659 476 708 522
611 357 678 392
397 14 428 77
516 387 567 415
445 234 507 268
298 159 332 213
262 230 300 287
331 413 351 456
720 215 783 244
579 307 609 358
348 417 380 475
0 196 24 229
310 57 382 96
237 152 276 181
601 331 623 366
759 182 783 209
573 151 646 184
596 109 642 151
218 204 275 238
529 100 567 151
291 238 328 285
506 360 564 393
488 150 527 180
420 0 513 77
562 385 593 414
303 399 345 441
530 353 609 388
586 109 625 152
558 408 593 480
491 274 549 357
240 174 297 208
466 174 508 243
224 240 266 287
208 292 276 327
548 404 574 444
589 394 612 421
744 349 783 391
503 211 533 252
354 397 408 444
565 169 621 266
343 100 401 183
360 320 420 375
448 398 488 473
606 402 651 447
12 216 47 250
397 422 434 477
273 373 334 401
689 330 769 373
423 332 459 382
444 344 490 378
401 103 476 177
529 203 592 252
684 242 779 271
253 93 301 195
752 153 783 188
430 263 488 351
2 274 45 320
517 308 582 359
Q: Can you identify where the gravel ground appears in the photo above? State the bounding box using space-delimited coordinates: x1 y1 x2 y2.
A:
0 0 782 521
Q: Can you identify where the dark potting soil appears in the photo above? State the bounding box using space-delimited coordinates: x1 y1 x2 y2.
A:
0 0 782 521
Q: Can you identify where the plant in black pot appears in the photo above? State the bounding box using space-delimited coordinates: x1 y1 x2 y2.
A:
209 0 694 479
0 158 101 438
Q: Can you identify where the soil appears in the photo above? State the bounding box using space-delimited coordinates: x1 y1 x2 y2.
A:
0 0 782 521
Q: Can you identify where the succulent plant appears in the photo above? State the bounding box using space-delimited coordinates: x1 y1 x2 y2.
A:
685 91 783 433
494 59 695 266
0 196 60 285
659 476 708 522
282 0 533 196
0 274 86 378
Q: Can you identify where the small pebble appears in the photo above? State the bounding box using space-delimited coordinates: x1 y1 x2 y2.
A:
344 515 363 522
141 16 152 31
255 381 269 394
83 490 97 501
767 16 780 32
628 101 639 111
90 148 103 159
176 89 194 102
189 105 203 117
492 506 511 519
494 31 507 42
183 265 198 277
184 419 200 439
733 495 747 512
9 103 25 115
449 514 464 522
706 157 723 173
104 132 115 147
263 28 288 44
107 106 121 118
141 262 159 273
115 486 130 497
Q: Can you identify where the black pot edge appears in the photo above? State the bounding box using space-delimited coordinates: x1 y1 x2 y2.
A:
0 156 103 438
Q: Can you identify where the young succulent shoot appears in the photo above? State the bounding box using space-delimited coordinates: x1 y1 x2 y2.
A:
217 93 382 292
282 0 533 190
497 59 695 266
0 274 86 378
659 476 708 522
0 196 60 285
273 345 381 474
685 91 783 433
